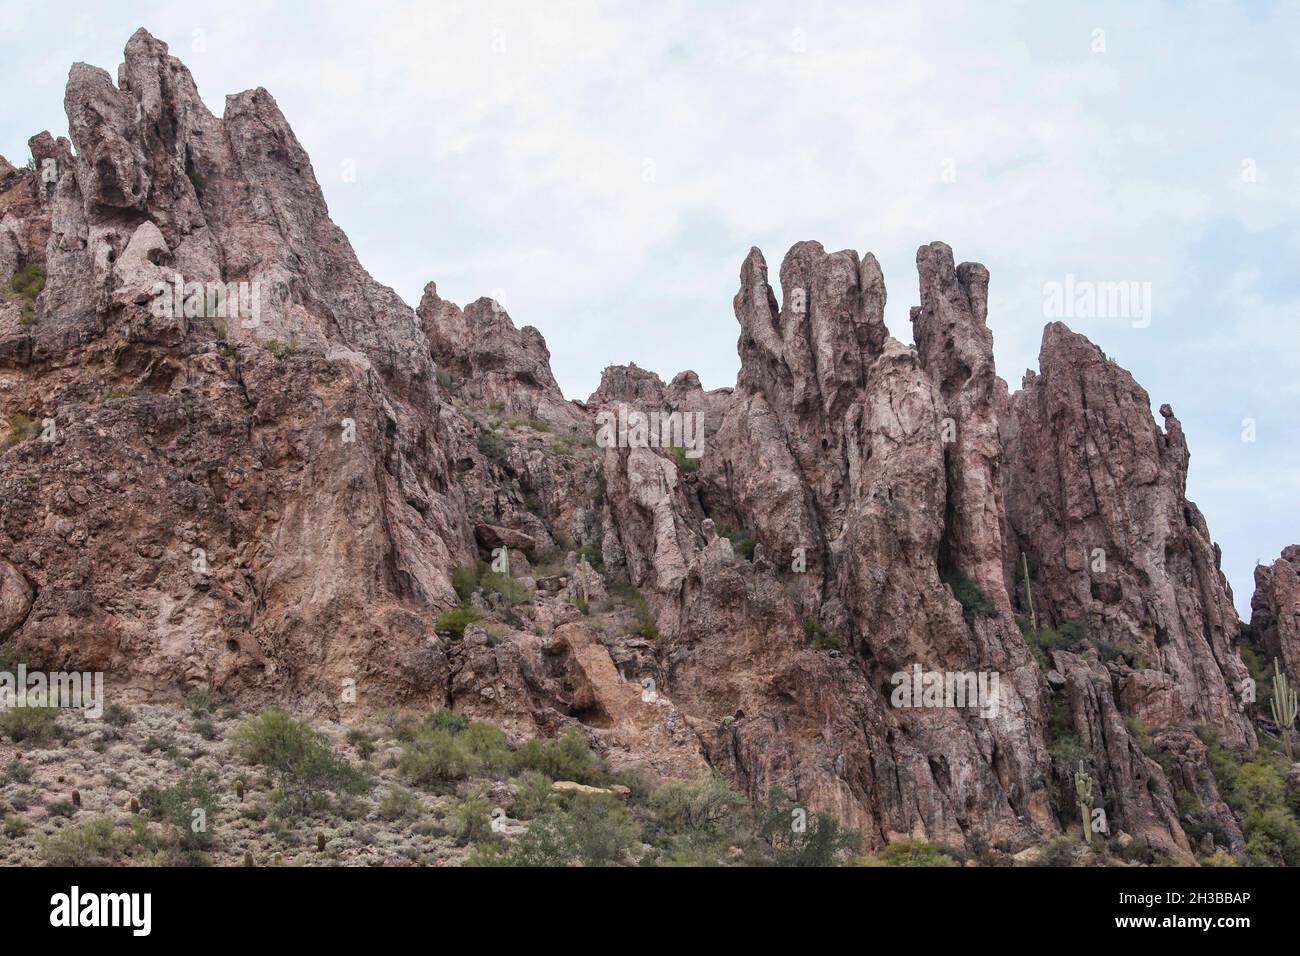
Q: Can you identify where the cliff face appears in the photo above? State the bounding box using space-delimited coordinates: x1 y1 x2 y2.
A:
0 31 1283 858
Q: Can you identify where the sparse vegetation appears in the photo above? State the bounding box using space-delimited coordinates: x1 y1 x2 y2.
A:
943 571 994 625
477 428 512 466
233 708 370 818
851 837 959 867
434 605 483 639
0 701 58 743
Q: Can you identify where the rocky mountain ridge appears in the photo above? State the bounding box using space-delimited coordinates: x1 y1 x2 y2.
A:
1 29 1296 862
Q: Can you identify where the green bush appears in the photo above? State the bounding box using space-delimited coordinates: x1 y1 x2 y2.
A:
451 561 489 600
649 773 745 855
851 837 959 867
511 730 604 785
503 792 639 866
577 543 605 572
233 708 370 818
376 785 419 822
1198 727 1300 866
803 617 839 652
670 445 700 474
184 685 216 716
757 787 860 866
509 770 554 819
3 413 41 446
435 605 483 639
723 529 755 561
6 263 45 303
448 795 493 844
477 429 512 466
40 816 119 866
140 770 217 850
943 572 994 624
346 727 376 759
103 702 135 727
0 703 58 743
398 719 512 789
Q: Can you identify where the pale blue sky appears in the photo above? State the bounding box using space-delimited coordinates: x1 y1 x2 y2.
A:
3 1 1297 616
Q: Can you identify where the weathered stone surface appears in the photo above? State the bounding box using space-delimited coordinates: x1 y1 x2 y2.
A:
419 283 585 430
474 523 537 553
1250 545 1300 684
1003 324 1253 749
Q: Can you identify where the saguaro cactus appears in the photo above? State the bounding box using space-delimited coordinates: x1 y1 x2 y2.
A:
1021 552 1038 634
1270 659 1297 762
1074 760 1094 844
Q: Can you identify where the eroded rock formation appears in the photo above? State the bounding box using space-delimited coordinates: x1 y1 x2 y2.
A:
0 29 1283 860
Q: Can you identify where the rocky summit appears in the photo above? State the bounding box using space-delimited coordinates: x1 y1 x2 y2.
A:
0 29 1295 867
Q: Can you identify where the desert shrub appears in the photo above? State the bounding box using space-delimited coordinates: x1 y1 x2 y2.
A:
723 529 755 562
477 429 512 466
1036 837 1078 867
6 263 45 302
944 572 994 624
346 727 376 759
851 837 959 867
647 774 748 864
605 582 659 640
40 816 119 866
435 605 483 639
376 785 419 822
511 730 604 785
448 795 493 844
430 708 470 735
140 770 217 851
102 702 135 727
3 412 41 446
670 445 700 474
509 770 554 819
184 685 215 716
756 787 860 866
191 718 218 740
397 719 511 788
233 708 369 817
803 617 839 652
480 569 528 604
1200 849 1239 867
451 561 489 600
1199 724 1300 865
0 702 58 743
577 543 605 572
504 792 639 867
650 773 744 844
3 814 29 837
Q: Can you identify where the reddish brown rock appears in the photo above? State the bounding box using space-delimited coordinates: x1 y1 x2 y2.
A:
1250 545 1300 684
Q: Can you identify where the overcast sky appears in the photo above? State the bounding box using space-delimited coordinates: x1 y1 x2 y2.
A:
3 0 1298 617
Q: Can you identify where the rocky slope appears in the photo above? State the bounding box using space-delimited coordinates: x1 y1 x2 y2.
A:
0 29 1293 864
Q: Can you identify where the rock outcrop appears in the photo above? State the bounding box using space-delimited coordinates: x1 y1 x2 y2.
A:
1250 545 1300 684
0 29 1279 862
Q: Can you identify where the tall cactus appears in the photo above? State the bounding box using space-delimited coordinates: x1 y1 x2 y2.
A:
1021 552 1038 634
1270 659 1297 762
1074 760 1094 843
